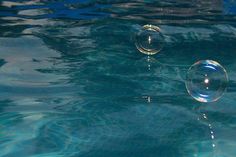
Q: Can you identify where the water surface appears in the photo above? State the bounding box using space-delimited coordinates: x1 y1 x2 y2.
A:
0 0 236 157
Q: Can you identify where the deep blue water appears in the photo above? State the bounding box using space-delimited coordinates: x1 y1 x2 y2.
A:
0 0 236 157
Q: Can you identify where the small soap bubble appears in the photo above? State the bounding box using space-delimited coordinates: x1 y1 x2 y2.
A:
185 60 228 103
135 24 164 55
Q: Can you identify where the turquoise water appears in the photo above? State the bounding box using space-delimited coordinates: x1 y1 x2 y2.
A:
0 0 236 157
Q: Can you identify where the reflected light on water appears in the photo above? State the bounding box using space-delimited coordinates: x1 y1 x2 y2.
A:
202 113 217 149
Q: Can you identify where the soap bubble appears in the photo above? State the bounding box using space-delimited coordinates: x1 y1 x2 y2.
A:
185 60 228 103
135 24 164 55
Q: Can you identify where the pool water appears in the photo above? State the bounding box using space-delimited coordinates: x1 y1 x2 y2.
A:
0 0 236 157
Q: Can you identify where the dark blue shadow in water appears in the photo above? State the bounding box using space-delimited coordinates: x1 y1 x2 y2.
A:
224 0 236 14
0 0 111 20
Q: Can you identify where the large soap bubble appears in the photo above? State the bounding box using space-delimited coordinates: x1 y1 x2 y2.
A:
185 60 228 103
135 24 164 55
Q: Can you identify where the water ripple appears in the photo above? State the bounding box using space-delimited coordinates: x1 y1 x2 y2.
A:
0 0 236 157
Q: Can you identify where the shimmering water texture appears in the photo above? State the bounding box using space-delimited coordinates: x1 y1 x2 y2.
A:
1 0 236 157
135 25 164 55
186 60 228 103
